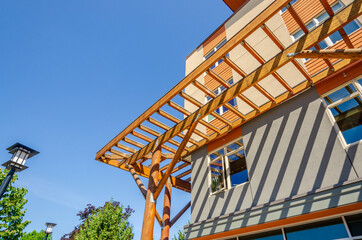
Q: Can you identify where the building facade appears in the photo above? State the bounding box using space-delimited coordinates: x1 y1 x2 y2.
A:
184 0 362 239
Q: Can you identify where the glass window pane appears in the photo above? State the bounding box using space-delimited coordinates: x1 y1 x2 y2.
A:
205 50 214 60
306 21 316 30
228 78 234 85
222 105 228 113
346 213 362 237
326 84 356 103
210 159 225 193
332 2 342 12
318 40 328 49
285 219 349 240
293 29 304 40
217 39 227 49
330 31 342 44
336 96 360 113
207 114 215 122
228 98 237 107
228 150 248 187
226 139 243 153
342 124 362 144
317 12 329 22
239 230 284 240
343 21 360 35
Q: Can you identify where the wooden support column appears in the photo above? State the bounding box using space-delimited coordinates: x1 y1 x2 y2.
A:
154 120 199 200
141 145 161 240
127 164 163 227
161 179 172 240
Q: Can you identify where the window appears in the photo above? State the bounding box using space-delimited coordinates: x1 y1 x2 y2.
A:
204 39 228 69
206 78 237 122
323 78 362 145
208 138 248 194
290 1 362 49
285 218 349 240
345 213 362 238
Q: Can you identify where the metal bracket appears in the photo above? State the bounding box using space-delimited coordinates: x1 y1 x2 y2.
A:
150 193 157 203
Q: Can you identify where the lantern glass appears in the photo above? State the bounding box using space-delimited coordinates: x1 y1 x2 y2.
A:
11 148 30 166
45 222 56 234
3 143 39 172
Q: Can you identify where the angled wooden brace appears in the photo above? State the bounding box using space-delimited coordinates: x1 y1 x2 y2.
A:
170 201 191 227
154 119 199 200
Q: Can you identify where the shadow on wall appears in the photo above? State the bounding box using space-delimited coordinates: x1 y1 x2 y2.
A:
190 88 359 225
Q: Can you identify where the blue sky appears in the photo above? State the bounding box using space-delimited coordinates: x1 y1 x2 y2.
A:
0 0 231 239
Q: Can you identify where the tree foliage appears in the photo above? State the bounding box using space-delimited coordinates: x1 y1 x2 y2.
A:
172 229 186 240
21 230 52 240
0 168 30 240
62 200 134 240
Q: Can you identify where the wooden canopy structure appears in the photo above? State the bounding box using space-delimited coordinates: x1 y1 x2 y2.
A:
95 0 362 239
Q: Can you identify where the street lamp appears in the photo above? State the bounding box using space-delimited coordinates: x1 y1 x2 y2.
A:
0 143 39 199
44 222 56 240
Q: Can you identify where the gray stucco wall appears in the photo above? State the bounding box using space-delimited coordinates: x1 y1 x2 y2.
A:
190 87 359 226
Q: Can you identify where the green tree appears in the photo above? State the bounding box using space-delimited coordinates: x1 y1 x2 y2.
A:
63 200 134 240
172 229 185 240
21 230 52 240
0 168 30 239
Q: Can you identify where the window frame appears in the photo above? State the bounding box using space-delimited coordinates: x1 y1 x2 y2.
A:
205 78 237 122
321 76 362 148
208 137 249 196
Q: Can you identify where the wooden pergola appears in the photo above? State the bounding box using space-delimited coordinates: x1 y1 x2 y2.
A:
95 0 362 239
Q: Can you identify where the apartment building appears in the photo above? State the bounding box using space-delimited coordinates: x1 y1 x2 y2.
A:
95 0 362 239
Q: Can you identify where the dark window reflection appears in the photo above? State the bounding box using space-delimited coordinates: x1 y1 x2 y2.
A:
285 218 349 240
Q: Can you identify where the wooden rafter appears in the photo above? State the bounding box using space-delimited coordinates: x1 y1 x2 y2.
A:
123 1 362 165
95 0 296 161
154 120 199 200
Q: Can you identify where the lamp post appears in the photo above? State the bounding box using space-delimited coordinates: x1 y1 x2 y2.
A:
0 143 39 200
44 222 56 240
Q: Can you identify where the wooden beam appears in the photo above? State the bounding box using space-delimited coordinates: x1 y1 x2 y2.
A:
207 69 231 88
161 179 172 240
287 3 308 33
176 169 191 179
141 146 161 239
99 158 191 192
171 162 189 174
170 201 191 227
319 0 354 48
261 24 285 51
127 164 162 227
237 94 260 112
124 1 362 164
95 0 293 160
287 49 362 59
154 120 199 200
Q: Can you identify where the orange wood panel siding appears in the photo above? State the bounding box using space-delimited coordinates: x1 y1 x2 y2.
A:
281 0 337 34
222 0 249 12
206 110 239 135
207 126 242 152
190 202 362 240
305 28 362 76
316 59 362 95
204 61 233 91
203 26 226 56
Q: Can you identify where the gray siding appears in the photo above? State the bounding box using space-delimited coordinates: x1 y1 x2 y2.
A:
189 87 360 227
